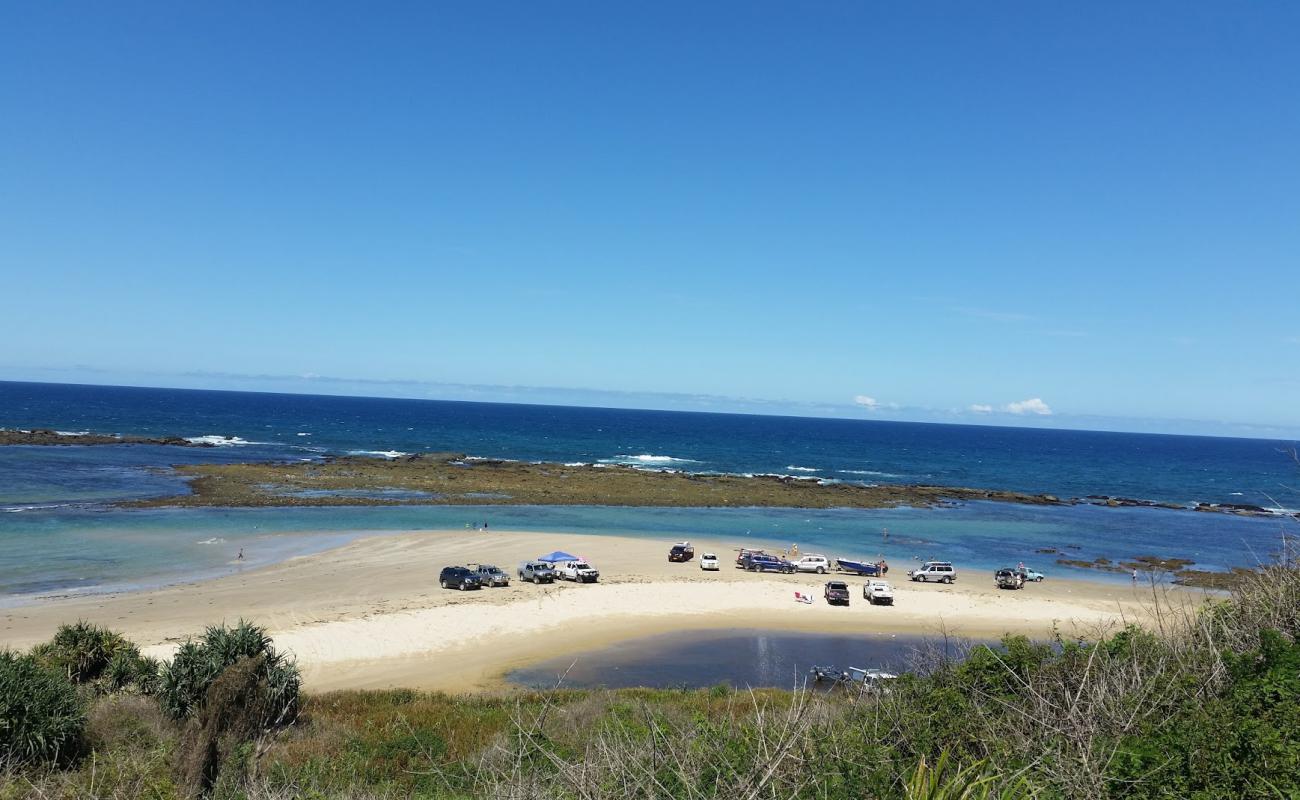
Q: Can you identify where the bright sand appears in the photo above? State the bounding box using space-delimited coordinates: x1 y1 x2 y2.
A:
0 529 1202 693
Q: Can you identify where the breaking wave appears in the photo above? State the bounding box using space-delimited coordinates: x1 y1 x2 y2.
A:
785 465 820 473
838 469 903 478
599 454 702 466
2 504 68 513
346 450 409 459
185 435 265 446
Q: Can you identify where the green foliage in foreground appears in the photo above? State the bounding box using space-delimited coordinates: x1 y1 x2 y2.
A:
29 620 159 695
0 650 85 766
159 619 300 727
1108 628 1300 799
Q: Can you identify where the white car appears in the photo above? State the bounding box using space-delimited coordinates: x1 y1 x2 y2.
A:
699 553 720 570
864 579 894 605
795 554 832 574
558 560 600 583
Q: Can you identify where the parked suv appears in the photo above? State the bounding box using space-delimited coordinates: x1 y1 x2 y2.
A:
518 561 557 584
439 566 482 591
668 542 695 562
741 553 796 573
558 560 600 583
908 561 957 584
824 580 850 605
995 568 1024 590
795 554 832 574
472 563 510 587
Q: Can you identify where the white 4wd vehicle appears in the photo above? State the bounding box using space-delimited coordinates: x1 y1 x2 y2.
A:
699 553 720 571
908 561 957 584
558 560 600 583
864 579 894 605
795 554 832 574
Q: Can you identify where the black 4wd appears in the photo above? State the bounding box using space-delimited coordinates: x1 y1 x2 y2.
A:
824 580 851 606
440 566 482 591
669 542 695 562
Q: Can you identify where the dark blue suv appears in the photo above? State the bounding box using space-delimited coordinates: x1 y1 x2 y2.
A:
741 553 796 573
440 566 482 590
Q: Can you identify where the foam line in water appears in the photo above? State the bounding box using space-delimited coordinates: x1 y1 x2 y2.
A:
184 435 267 446
838 469 904 478
599 454 702 466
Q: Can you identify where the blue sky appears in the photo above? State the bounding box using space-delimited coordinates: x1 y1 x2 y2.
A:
2 2 1298 437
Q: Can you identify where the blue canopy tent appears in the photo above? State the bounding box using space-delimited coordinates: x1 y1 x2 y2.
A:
537 550 580 563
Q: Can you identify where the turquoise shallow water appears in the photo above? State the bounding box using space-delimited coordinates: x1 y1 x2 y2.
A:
0 502 1288 603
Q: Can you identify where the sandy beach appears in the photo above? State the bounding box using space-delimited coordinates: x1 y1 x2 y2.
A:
0 529 1198 693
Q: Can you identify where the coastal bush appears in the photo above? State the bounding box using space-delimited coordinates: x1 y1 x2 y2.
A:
1106 628 1300 798
32 620 136 685
104 647 162 695
177 654 274 798
159 619 300 727
0 650 85 766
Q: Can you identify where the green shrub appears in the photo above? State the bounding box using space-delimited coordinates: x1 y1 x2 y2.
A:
30 621 137 687
159 620 300 728
103 648 161 695
0 650 85 765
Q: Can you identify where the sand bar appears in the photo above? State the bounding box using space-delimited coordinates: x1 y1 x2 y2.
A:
0 529 1201 693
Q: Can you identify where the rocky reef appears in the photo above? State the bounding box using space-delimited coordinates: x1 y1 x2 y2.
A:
0 428 215 447
128 452 1071 511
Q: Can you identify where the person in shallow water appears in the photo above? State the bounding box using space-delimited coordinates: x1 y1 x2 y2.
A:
237 548 244 561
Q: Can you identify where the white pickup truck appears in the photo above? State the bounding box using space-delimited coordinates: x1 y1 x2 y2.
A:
558 560 600 583
864 579 895 605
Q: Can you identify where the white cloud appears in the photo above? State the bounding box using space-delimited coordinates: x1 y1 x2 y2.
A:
853 395 900 412
1004 397 1053 416
968 404 993 414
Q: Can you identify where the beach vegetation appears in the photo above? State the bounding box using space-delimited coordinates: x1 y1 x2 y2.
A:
31 620 137 686
103 647 163 695
158 619 300 727
0 650 85 767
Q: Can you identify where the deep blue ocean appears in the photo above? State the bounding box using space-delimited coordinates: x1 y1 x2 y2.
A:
1 380 1296 601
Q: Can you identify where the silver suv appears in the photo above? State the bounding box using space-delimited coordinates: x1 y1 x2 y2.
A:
472 563 510 587
908 561 957 584
518 561 557 584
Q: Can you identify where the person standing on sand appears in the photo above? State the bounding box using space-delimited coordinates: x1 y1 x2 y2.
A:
237 548 244 561
1132 568 1138 583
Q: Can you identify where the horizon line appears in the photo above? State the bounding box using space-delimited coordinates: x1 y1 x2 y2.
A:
2 376 1297 444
